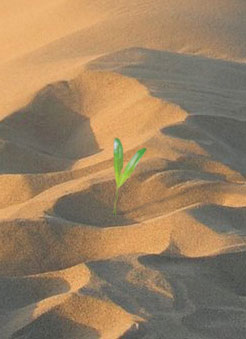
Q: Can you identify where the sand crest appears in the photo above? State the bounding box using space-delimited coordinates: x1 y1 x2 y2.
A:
0 1 246 338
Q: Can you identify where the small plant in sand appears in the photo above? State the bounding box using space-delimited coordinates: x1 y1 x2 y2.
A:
113 138 146 216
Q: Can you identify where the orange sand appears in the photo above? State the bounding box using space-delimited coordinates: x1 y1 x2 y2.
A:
0 1 246 338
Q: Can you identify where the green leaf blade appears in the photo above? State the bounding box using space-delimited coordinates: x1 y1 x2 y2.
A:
114 138 124 187
118 148 146 188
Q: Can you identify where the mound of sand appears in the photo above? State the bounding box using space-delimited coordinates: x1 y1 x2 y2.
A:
1 1 246 338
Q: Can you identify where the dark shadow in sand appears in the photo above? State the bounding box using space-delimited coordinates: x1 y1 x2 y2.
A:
139 251 246 297
82 259 172 317
86 47 246 176
0 80 101 174
188 204 246 234
52 179 138 227
11 312 99 339
86 47 246 118
0 275 70 311
162 115 246 176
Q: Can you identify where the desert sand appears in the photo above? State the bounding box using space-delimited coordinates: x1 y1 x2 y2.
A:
0 1 246 338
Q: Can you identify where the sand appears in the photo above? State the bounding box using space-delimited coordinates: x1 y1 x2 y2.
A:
0 1 246 338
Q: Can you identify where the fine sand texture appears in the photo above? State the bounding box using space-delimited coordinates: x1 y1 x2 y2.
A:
0 1 246 338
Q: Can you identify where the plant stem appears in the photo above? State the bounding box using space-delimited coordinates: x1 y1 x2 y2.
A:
113 188 119 216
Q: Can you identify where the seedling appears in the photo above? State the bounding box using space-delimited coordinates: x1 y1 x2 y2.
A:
113 138 146 215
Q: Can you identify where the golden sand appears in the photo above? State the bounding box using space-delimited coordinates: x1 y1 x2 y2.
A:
0 1 246 338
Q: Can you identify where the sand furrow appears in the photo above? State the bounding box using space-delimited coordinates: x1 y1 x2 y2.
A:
1 1 246 337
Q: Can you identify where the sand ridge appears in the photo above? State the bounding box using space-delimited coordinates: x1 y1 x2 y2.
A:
1 1 246 338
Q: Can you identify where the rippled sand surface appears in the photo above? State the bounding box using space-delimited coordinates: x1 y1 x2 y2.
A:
0 1 246 338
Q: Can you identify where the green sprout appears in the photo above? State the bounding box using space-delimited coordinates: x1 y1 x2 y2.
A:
113 138 146 215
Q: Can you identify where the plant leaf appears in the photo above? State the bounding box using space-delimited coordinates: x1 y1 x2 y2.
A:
118 148 146 188
114 138 124 187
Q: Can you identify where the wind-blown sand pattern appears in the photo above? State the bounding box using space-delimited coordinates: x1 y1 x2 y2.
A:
0 1 246 338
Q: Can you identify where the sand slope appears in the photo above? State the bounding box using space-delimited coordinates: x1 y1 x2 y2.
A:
1 1 246 338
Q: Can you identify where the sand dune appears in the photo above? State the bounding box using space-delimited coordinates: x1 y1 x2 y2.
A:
1 0 246 117
1 1 246 338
